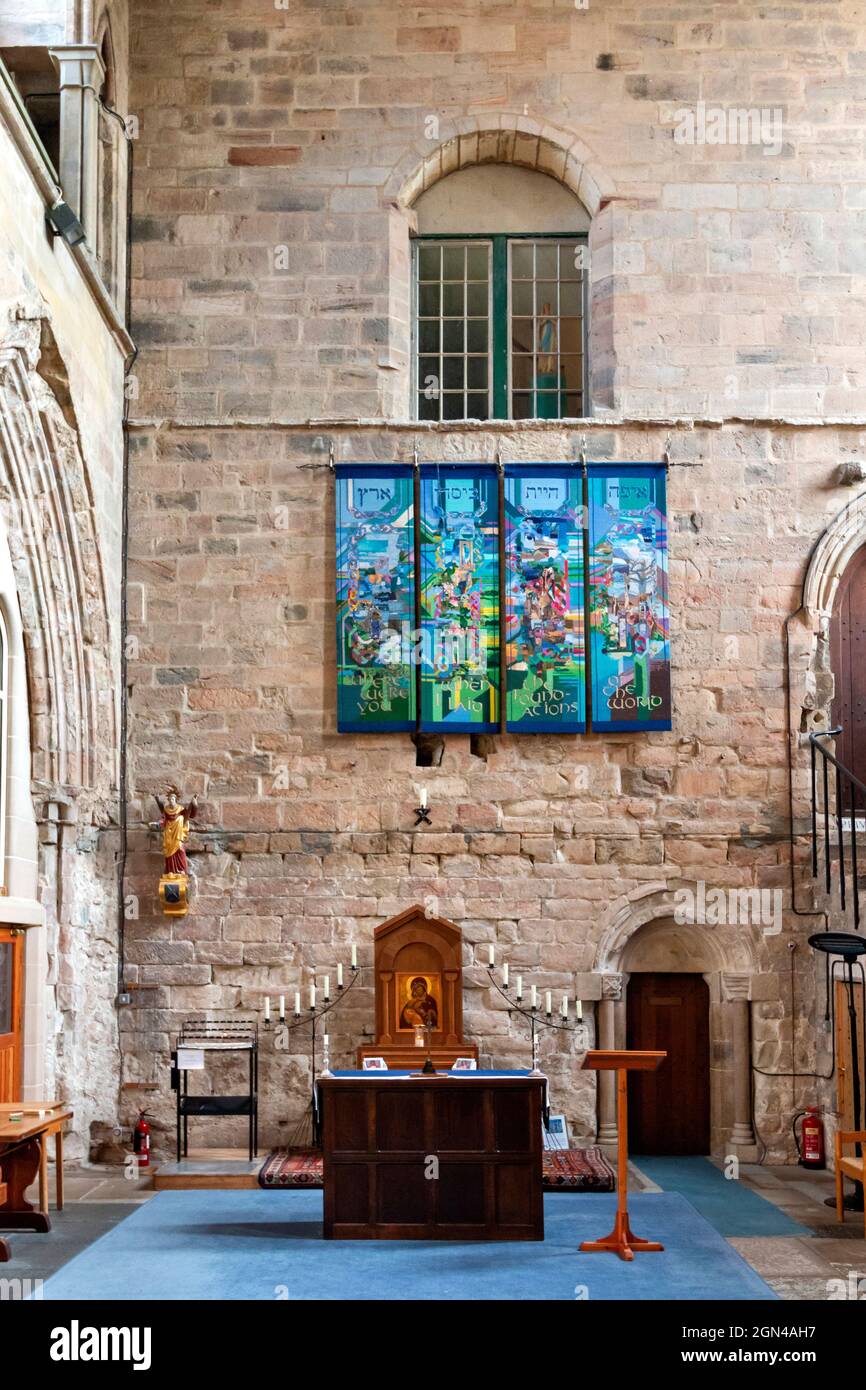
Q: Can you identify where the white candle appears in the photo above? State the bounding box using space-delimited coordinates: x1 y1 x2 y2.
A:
294 991 301 1017
577 999 583 1021
323 1034 329 1047
279 994 285 1018
531 985 538 1009
323 975 330 1000
545 991 552 1015
264 996 271 1022
420 786 428 807
488 944 495 967
351 945 357 968
516 974 523 999
503 962 509 987
561 996 568 1018
310 984 317 1008
337 963 343 987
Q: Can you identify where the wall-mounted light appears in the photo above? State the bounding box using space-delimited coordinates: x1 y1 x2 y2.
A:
46 200 86 246
414 785 431 827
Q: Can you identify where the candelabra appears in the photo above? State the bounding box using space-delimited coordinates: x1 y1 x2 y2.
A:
485 967 588 1075
261 964 361 1146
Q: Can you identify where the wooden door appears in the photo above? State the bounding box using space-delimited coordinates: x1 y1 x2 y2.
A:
831 545 866 801
0 927 23 1102
626 972 710 1155
835 978 865 1136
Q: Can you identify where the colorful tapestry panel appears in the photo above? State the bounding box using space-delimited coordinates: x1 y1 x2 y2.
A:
587 465 672 731
504 466 586 732
335 465 416 732
419 465 499 732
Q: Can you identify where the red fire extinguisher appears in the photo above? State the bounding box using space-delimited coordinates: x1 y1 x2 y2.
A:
132 1109 151 1169
794 1107 825 1169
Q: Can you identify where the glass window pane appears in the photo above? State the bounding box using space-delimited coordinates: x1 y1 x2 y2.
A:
418 319 440 353
467 319 488 352
511 281 533 316
442 244 465 279
466 245 488 279
442 319 464 353
442 356 465 389
536 244 558 278
419 282 440 316
511 355 533 390
562 393 583 418
418 392 439 421
511 392 533 420
511 318 533 353
467 357 488 389
418 244 441 279
511 243 533 278
559 280 583 315
559 317 583 354
560 355 583 390
418 356 440 388
443 393 465 420
560 242 584 278
466 282 488 316
535 282 557 315
442 281 464 316
466 393 488 420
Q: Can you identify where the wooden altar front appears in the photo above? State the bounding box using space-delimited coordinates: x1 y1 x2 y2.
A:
356 905 478 1070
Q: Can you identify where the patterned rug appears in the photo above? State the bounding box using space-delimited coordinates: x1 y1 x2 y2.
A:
258 1147 615 1192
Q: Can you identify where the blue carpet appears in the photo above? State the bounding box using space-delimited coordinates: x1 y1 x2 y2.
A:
634 1157 809 1237
41 1190 776 1301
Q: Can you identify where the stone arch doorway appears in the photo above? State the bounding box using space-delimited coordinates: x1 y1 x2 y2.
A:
593 894 764 1159
829 543 866 800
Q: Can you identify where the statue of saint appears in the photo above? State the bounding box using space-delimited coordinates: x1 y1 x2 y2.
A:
153 788 198 876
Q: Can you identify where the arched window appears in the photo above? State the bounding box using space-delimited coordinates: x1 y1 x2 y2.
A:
411 165 590 422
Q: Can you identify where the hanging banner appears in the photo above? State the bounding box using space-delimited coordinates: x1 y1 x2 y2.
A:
419 464 499 732
335 465 416 732
504 466 586 733
587 464 672 732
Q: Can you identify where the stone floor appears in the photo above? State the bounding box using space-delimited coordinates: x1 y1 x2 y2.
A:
2 1157 863 1299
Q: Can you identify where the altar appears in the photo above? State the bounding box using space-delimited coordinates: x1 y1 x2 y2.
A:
320 1071 545 1240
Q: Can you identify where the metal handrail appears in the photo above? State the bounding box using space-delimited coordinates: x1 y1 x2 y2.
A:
810 727 864 930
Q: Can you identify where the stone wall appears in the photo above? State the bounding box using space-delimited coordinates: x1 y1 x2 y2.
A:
121 418 854 1158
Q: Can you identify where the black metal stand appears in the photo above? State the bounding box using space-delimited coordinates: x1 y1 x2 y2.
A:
172 1017 259 1162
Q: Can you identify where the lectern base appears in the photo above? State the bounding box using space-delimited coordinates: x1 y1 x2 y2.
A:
580 1209 664 1262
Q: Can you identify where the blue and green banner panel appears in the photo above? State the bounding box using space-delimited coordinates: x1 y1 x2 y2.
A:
419 464 500 732
335 465 416 732
587 464 671 732
504 465 586 732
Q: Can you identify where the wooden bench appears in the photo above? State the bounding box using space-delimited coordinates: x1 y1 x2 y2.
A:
835 1129 866 1237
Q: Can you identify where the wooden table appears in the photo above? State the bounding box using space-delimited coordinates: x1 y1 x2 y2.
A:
579 1050 666 1262
320 1072 544 1240
0 1104 72 1262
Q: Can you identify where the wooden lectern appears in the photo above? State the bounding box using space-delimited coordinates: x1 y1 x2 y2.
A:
580 1049 667 1262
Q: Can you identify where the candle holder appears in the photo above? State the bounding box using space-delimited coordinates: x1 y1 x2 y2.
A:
486 967 586 1075
261 963 361 1146
413 802 432 827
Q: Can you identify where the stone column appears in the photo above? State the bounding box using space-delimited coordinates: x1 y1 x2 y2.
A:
724 973 757 1151
49 45 105 241
596 977 622 1146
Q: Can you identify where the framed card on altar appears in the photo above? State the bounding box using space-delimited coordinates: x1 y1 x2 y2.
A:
451 1057 477 1071
543 1114 569 1150
362 1056 388 1071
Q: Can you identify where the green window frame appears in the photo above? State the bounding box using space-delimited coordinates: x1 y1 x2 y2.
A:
412 233 589 422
